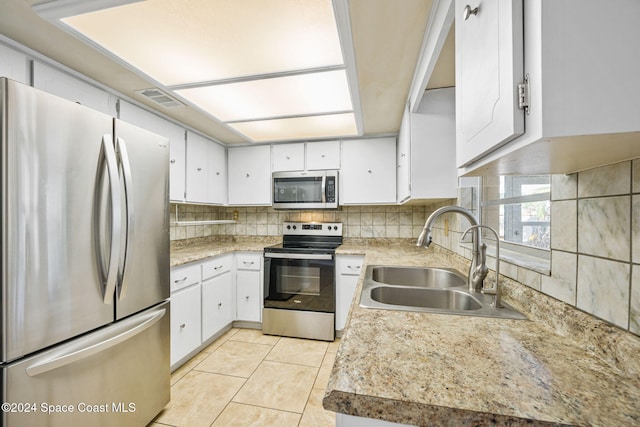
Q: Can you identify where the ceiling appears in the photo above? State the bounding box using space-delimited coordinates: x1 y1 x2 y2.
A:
0 0 454 145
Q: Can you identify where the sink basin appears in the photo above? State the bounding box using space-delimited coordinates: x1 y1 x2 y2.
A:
371 266 466 289
360 265 527 320
370 286 481 310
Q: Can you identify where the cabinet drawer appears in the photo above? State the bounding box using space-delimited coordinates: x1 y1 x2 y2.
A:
202 254 233 281
170 264 201 292
236 253 262 271
337 257 364 276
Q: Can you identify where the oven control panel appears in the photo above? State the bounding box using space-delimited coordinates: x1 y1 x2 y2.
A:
282 222 342 236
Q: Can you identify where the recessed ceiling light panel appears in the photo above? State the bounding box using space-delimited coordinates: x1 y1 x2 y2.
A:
175 70 353 122
229 113 358 142
61 0 344 86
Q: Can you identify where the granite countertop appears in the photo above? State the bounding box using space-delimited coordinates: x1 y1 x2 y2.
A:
170 237 640 426
170 235 281 267
324 240 640 427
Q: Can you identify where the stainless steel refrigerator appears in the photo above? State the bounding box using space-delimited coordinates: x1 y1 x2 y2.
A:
0 78 170 426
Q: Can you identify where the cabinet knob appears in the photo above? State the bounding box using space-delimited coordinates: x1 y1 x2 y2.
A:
218 302 223 308
245 296 250 301
246 173 250 178
170 159 176 164
463 4 479 20
286 155 290 159
321 154 325 158
216 171 220 175
197 167 202 171
180 323 186 329
367 169 372 174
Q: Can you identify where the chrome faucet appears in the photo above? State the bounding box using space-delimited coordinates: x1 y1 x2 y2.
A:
461 225 502 308
416 206 488 293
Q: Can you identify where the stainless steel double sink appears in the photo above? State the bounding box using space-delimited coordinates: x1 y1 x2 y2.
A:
360 266 526 320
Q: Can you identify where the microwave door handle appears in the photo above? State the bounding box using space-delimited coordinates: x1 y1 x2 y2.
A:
321 175 327 204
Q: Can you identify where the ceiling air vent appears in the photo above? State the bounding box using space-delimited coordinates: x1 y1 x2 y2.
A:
136 88 184 108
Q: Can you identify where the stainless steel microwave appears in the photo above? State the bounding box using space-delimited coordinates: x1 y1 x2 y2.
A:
272 170 338 209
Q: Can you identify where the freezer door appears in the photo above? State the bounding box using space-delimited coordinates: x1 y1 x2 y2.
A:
1 79 115 362
114 119 169 319
1 301 170 427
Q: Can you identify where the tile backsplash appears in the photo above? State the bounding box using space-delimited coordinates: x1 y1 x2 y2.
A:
170 203 452 241
170 158 640 338
429 159 640 338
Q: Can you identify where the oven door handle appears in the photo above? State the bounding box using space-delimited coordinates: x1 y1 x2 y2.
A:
264 252 333 260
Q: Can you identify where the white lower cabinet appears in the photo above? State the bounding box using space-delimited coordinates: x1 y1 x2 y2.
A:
201 254 234 342
335 255 365 332
171 251 264 369
170 284 202 367
235 253 263 323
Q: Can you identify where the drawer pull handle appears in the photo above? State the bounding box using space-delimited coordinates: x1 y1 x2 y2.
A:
243 261 255 265
214 265 224 270
348 265 361 270
180 323 186 329
174 276 188 284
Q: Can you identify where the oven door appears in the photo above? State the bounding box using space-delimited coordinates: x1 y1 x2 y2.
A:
263 253 335 313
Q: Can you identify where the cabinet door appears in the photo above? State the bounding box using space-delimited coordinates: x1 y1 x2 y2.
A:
201 272 234 341
396 106 411 203
185 132 209 203
170 285 202 366
272 143 305 171
33 62 116 115
0 44 28 84
306 140 341 170
118 101 186 202
208 141 227 204
340 138 396 205
236 270 261 322
335 256 364 331
228 145 272 205
455 0 524 167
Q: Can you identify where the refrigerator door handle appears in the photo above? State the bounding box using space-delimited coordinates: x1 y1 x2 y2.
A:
116 136 134 300
25 308 166 377
98 134 122 304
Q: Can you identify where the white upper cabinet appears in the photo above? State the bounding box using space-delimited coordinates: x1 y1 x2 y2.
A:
185 132 210 203
271 140 340 171
272 143 305 172
208 141 227 205
228 145 272 205
340 138 396 205
0 44 28 84
33 62 117 116
457 0 640 175
306 140 341 170
184 131 227 205
118 101 186 202
455 0 524 167
398 88 458 203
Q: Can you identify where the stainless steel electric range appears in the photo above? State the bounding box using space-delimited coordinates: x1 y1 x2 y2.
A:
262 222 343 341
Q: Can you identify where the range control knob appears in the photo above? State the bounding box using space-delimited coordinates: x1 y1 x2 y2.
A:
292 225 297 230
333 226 338 231
286 225 291 230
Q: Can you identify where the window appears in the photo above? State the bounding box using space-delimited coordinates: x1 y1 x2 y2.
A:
480 175 550 262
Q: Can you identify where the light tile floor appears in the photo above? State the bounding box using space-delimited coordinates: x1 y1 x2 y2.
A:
150 328 338 427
